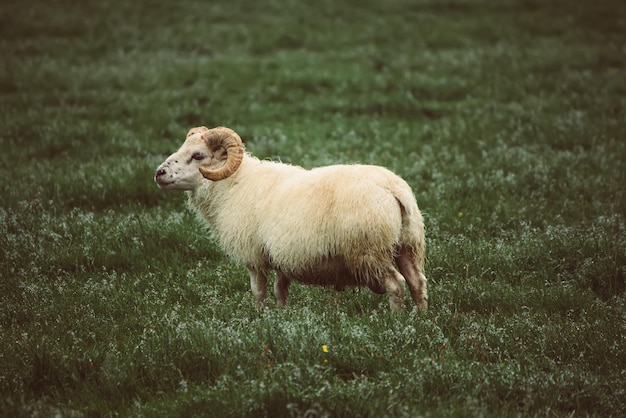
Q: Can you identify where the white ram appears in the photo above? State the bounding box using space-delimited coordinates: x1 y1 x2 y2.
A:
155 126 428 311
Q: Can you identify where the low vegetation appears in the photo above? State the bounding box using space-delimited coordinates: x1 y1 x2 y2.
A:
1 0 624 416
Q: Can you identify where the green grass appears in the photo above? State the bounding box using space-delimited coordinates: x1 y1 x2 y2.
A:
1 0 625 416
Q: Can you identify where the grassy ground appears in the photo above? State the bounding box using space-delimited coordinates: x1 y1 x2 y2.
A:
1 0 625 416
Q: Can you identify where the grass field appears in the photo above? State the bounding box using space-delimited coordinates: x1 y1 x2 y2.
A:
1 0 625 416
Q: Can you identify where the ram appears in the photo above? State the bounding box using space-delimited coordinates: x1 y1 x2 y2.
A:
155 126 428 311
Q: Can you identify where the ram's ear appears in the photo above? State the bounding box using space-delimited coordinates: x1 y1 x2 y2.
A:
186 126 209 138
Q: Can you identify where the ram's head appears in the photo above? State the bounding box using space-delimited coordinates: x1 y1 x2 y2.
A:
155 126 244 190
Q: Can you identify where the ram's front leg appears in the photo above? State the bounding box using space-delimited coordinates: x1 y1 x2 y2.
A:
248 267 268 309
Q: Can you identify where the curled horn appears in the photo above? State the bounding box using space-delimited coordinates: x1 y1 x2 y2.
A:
198 127 244 181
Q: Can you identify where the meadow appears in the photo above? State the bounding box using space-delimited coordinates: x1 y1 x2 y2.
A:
1 0 625 416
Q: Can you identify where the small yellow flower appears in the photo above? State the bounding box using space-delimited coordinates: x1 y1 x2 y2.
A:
458 211 463 218
322 344 329 353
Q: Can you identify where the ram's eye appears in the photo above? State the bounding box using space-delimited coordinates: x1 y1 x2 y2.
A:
191 152 205 161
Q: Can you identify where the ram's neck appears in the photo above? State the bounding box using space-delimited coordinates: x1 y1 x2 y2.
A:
186 154 258 226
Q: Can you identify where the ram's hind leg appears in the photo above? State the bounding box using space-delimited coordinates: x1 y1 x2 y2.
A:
274 271 291 308
383 267 407 312
395 246 428 311
248 268 268 309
